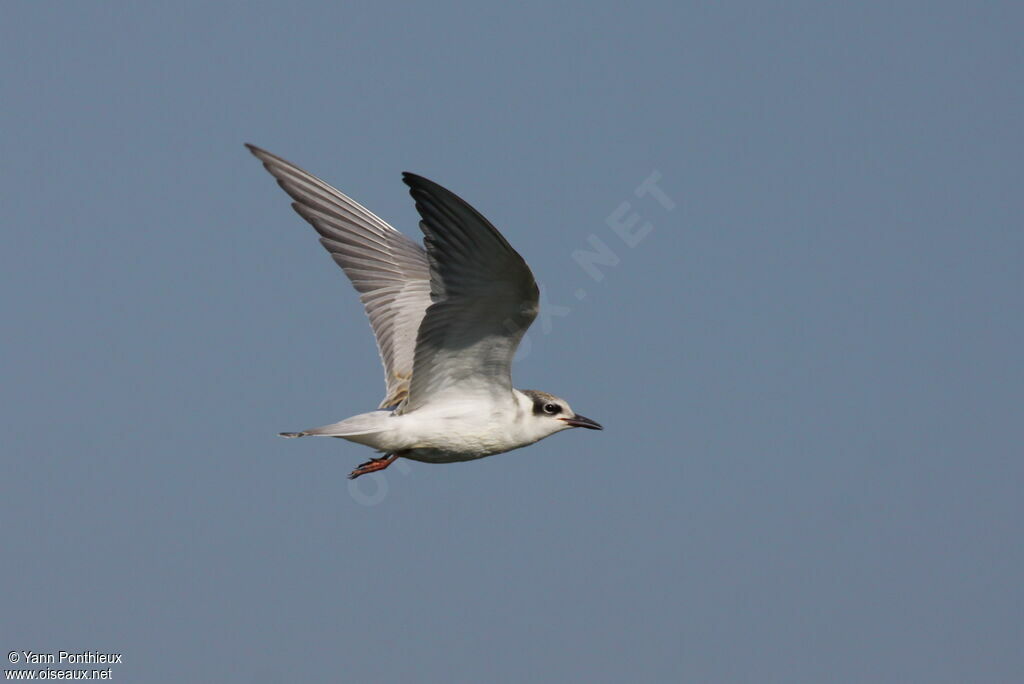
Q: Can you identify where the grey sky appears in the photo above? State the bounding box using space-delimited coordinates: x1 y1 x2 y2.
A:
2 2 1022 682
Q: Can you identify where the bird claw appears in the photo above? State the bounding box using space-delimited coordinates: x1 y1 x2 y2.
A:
348 454 398 480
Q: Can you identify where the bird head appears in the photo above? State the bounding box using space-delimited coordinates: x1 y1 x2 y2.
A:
519 389 603 437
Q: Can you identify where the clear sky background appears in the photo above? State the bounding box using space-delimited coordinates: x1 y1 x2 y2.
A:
2 2 1022 682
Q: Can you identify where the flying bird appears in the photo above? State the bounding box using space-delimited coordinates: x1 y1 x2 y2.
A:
246 145 603 479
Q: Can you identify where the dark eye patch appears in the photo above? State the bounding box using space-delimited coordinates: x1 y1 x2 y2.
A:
533 402 560 416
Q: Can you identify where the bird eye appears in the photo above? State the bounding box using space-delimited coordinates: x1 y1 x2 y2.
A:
543 403 560 415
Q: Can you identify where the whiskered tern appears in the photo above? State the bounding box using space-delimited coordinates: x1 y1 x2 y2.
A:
247 145 603 479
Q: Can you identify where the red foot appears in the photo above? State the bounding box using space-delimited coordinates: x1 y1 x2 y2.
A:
348 454 398 480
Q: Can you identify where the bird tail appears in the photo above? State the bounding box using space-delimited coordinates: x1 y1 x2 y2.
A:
278 411 393 439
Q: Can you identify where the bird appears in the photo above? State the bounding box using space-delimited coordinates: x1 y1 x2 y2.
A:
246 144 603 479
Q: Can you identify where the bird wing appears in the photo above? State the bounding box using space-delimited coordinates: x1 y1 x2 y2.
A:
400 173 539 412
246 145 432 409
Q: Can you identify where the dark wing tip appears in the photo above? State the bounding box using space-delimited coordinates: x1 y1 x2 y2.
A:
401 171 440 192
401 172 473 214
402 173 473 210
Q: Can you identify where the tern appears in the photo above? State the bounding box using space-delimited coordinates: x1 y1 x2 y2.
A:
247 145 603 479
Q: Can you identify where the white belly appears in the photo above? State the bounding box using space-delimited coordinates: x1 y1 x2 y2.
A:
345 400 538 462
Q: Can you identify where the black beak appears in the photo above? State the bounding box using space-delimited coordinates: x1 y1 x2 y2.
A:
563 414 603 430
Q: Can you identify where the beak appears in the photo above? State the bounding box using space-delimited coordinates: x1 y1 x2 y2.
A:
562 414 603 430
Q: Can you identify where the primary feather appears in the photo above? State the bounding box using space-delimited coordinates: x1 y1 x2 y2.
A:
246 145 431 408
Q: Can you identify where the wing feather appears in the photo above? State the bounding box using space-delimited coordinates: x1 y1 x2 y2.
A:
400 173 539 411
246 145 431 408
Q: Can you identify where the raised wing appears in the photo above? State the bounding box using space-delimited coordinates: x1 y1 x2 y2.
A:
401 173 539 411
246 145 432 408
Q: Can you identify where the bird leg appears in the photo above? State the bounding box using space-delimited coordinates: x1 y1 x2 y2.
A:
348 453 399 480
